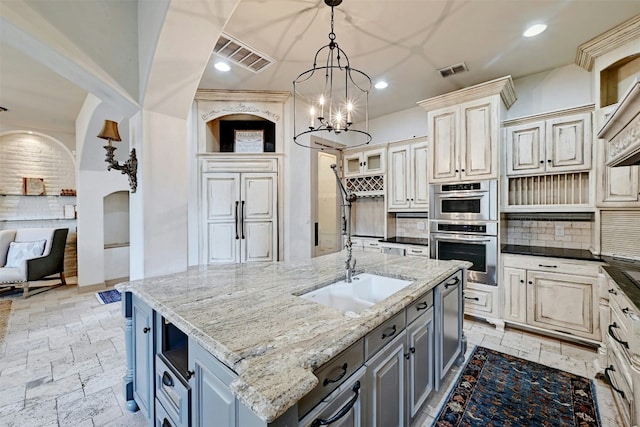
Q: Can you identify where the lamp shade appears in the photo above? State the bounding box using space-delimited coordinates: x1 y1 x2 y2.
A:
97 120 122 142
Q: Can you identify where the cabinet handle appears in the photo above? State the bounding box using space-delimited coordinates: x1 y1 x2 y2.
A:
416 301 429 311
539 160 544 164
235 201 240 240
608 322 629 349
404 347 416 359
322 363 348 386
608 289 617 295
455 169 459 173
528 281 533 285
162 418 173 427
381 325 397 339
311 381 360 427
622 307 631 314
186 369 195 380
461 168 465 172
240 201 245 239
538 264 557 268
143 327 150 333
444 276 460 288
464 296 479 301
547 159 552 163
162 371 174 387
410 250 421 254
604 366 626 399
519 279 524 283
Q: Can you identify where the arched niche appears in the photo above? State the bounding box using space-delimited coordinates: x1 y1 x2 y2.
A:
600 53 640 108
205 113 276 153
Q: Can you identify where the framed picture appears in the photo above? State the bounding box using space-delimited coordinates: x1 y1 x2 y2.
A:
234 130 264 153
22 177 45 195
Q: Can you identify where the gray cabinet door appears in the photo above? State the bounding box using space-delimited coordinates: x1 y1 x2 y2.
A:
188 339 237 427
365 330 407 427
406 308 434 420
436 272 463 389
132 293 154 421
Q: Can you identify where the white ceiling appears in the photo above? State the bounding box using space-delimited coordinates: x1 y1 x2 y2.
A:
1 0 640 138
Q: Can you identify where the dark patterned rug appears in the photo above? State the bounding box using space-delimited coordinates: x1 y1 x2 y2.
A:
95 289 121 304
434 346 601 427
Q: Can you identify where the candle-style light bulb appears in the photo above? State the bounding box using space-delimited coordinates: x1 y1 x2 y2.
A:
346 102 353 124
319 95 325 118
335 112 342 131
309 106 316 128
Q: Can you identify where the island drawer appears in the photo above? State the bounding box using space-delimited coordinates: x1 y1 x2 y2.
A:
406 246 429 257
298 339 364 419
365 311 406 360
155 355 190 427
406 291 434 325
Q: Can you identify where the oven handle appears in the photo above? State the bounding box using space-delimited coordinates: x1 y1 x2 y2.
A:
436 192 487 198
432 234 495 243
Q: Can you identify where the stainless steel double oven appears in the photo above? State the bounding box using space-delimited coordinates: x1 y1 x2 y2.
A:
429 181 498 286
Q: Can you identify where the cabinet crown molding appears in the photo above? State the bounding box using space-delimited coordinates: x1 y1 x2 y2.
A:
195 89 291 103
417 75 516 111
575 14 640 71
501 104 594 127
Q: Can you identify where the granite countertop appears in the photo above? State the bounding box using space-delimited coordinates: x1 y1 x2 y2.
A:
601 256 640 310
501 244 603 262
379 236 429 246
116 251 469 423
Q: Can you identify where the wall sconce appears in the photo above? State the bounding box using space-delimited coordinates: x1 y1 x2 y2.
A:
97 120 138 193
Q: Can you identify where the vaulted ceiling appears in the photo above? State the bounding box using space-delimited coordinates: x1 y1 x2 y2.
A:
1 0 640 140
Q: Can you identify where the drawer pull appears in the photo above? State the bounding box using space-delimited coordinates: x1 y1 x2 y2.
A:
622 307 631 314
604 365 626 399
162 371 174 387
410 250 421 254
416 302 429 311
311 381 360 427
382 325 397 339
143 327 150 334
322 363 348 386
608 289 617 295
464 296 480 301
538 264 557 268
162 418 173 427
444 277 460 288
608 323 629 349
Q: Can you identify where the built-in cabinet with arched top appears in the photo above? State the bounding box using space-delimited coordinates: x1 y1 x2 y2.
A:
194 90 288 264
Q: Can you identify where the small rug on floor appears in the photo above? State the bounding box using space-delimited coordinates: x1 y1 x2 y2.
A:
96 289 121 304
0 300 12 342
434 346 601 427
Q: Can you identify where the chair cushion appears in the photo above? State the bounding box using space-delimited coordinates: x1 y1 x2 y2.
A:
0 267 27 283
5 240 46 268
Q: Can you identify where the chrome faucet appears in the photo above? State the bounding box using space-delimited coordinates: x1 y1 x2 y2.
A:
330 164 358 283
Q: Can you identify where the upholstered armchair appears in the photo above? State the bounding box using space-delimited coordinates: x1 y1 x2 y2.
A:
0 228 69 297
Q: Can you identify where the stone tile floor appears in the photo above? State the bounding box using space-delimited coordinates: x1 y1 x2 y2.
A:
0 284 624 426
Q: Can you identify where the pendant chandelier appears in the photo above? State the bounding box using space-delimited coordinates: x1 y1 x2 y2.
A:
293 0 372 149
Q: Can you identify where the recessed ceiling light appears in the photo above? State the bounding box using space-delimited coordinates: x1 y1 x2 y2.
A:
214 62 231 72
523 23 547 38
374 81 388 90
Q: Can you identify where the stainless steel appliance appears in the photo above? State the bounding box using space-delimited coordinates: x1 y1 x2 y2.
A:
430 180 497 221
429 221 498 286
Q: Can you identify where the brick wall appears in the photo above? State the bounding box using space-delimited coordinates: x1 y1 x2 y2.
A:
504 220 593 250
0 132 78 276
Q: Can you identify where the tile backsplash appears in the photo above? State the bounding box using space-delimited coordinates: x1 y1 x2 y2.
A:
504 220 593 250
395 217 429 239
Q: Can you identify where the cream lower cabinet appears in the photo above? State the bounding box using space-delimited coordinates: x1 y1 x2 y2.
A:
502 254 601 341
387 140 429 211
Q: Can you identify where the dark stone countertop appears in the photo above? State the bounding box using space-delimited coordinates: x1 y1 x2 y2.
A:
379 237 429 247
501 244 603 262
600 256 640 311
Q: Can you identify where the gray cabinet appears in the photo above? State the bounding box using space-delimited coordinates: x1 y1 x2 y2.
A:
365 330 407 427
131 293 154 422
406 305 434 420
435 271 463 389
188 338 237 427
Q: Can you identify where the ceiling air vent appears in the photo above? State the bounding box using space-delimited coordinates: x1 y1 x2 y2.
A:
213 33 274 73
438 62 468 78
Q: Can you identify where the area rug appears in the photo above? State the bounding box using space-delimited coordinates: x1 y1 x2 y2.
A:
95 289 121 304
434 346 601 427
0 300 12 342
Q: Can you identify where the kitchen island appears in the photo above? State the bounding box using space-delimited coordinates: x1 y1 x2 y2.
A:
117 251 470 426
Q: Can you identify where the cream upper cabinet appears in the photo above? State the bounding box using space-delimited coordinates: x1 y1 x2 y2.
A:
505 112 592 176
428 97 498 183
387 140 428 211
344 147 386 177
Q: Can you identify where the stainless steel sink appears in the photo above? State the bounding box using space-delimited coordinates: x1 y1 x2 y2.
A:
300 273 413 313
